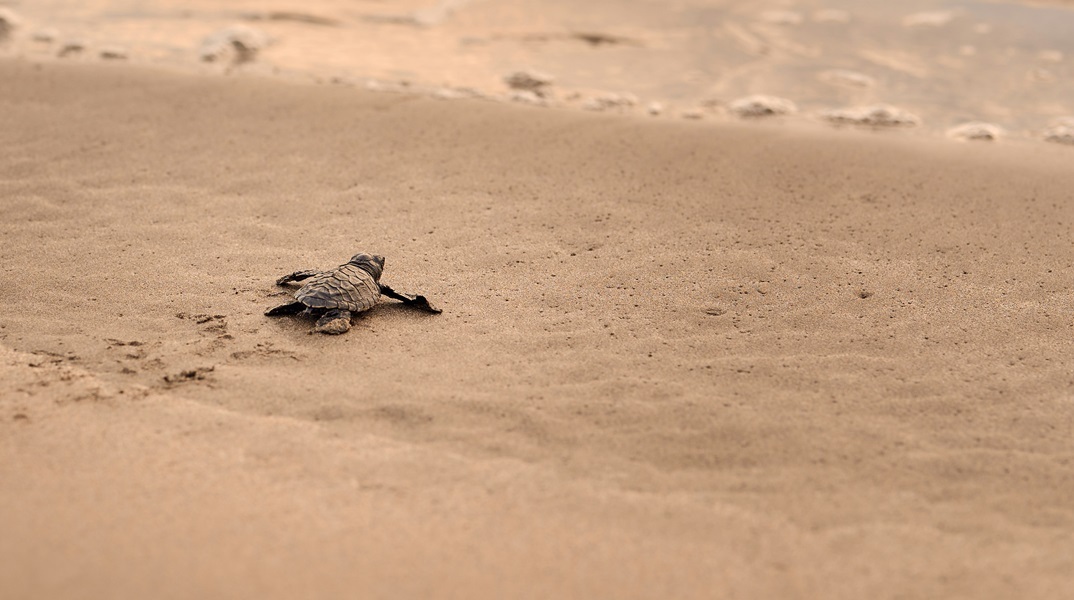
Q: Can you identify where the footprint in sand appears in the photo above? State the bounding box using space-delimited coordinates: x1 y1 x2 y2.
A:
105 339 147 359
175 312 234 356
176 312 230 336
229 342 302 363
104 338 160 375
162 366 215 386
27 350 78 367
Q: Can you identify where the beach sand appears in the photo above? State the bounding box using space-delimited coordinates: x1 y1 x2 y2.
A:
8 0 1074 139
1 32 1074 600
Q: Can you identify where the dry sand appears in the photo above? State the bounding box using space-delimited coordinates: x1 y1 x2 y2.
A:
2 58 1074 599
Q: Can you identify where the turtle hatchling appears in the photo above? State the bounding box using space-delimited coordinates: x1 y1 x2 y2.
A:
266 252 441 334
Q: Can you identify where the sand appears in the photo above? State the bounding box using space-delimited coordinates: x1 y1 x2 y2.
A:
2 57 1074 599
7 0 1074 140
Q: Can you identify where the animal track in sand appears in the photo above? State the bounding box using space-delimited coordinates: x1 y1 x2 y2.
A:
229 342 301 363
105 338 147 358
162 366 215 386
175 312 234 356
6 347 156 418
176 312 230 336
26 350 78 367
103 338 164 376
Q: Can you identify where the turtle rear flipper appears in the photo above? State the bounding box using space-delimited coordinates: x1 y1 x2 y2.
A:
276 270 323 286
266 301 306 316
380 284 442 314
313 308 352 334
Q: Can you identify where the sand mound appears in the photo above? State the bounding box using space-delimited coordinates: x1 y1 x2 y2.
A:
821 104 921 127
729 95 798 117
946 121 1004 141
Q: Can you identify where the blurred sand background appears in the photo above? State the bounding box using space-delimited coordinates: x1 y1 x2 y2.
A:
4 0 1074 138
2 1 1074 599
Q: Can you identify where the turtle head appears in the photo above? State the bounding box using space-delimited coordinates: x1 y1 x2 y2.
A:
348 253 385 281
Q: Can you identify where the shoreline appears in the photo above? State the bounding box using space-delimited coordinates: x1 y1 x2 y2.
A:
8 48 1074 149
3 1 1074 145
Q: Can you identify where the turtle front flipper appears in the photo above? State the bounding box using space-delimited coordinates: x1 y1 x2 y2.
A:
313 308 353 334
265 301 306 316
379 284 443 314
276 270 323 286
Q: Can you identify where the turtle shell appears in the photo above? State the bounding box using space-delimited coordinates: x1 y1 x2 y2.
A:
295 255 383 313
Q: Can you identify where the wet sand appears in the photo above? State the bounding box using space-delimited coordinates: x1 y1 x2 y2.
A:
2 57 1073 599
5 0 1074 140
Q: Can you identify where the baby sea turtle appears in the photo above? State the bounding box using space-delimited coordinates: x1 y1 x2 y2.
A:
266 252 441 334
